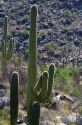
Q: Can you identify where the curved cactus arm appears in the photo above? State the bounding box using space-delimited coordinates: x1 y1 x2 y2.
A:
33 74 42 94
6 38 14 60
46 63 55 100
38 71 48 102
1 40 6 58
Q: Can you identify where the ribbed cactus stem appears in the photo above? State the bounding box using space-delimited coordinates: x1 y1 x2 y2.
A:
10 72 19 125
6 38 14 60
31 101 40 125
3 16 8 43
2 40 6 58
26 5 37 125
26 5 55 125
28 5 37 88
46 64 55 100
1 16 14 79
38 71 48 102
34 74 42 94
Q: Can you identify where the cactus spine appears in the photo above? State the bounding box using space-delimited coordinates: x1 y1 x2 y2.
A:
26 5 55 125
1 16 14 79
10 72 19 125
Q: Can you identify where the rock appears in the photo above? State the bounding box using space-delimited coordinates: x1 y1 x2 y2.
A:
41 23 49 29
75 29 82 37
57 123 67 125
77 116 82 125
61 113 79 124
0 99 4 109
61 19 72 25
48 22 54 27
0 84 6 90
0 96 10 107
0 89 5 97
17 123 27 125
40 121 55 125
17 117 23 124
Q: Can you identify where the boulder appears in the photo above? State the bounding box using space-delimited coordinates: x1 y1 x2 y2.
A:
0 89 5 97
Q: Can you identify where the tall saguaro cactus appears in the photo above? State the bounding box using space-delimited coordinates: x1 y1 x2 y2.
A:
1 16 14 79
10 72 19 125
26 5 55 125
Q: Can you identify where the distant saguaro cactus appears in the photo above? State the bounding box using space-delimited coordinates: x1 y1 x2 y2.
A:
26 5 55 125
1 16 14 79
10 72 19 125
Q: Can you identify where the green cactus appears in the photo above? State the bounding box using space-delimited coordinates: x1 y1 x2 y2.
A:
1 16 14 79
31 101 40 125
10 72 19 125
26 5 55 125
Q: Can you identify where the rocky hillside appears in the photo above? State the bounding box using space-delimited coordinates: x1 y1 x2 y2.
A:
0 0 82 63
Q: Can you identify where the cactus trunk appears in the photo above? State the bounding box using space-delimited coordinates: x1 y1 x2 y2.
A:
1 16 14 80
26 5 55 125
31 102 40 125
10 72 19 125
26 5 37 124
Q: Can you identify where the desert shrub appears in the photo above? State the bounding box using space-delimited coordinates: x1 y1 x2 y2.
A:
37 34 42 42
59 41 66 46
22 15 29 21
19 29 29 40
70 84 81 97
54 67 72 91
61 10 76 19
78 106 82 115
55 67 72 82
63 84 73 94
47 29 54 34
72 68 80 84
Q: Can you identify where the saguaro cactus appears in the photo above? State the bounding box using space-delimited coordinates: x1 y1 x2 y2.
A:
1 16 14 79
10 72 19 125
26 5 55 125
31 101 40 125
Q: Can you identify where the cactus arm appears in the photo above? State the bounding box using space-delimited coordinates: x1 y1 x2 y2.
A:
33 74 42 94
3 16 8 53
38 71 48 102
10 72 19 125
3 16 8 42
6 38 14 60
1 40 6 58
46 64 55 100
1 16 8 58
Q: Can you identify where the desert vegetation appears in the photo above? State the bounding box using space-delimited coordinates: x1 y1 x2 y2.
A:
0 0 82 125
